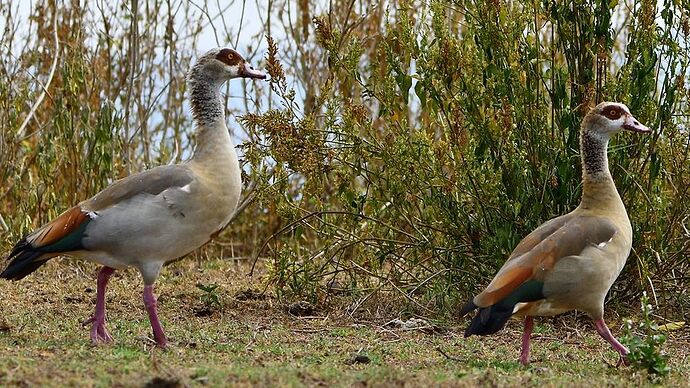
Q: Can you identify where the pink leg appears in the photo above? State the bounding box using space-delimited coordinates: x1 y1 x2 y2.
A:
594 318 629 366
143 285 167 348
82 266 115 344
519 316 534 365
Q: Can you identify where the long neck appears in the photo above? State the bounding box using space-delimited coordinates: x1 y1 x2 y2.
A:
580 130 610 178
187 73 234 162
189 75 225 128
578 129 622 211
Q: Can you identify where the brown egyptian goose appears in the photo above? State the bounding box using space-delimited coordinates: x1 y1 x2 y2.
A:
460 102 651 365
1 48 266 348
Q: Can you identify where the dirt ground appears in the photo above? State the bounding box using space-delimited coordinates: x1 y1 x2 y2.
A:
0 256 688 387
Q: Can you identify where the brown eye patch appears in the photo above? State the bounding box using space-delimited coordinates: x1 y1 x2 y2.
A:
216 48 242 66
601 105 623 120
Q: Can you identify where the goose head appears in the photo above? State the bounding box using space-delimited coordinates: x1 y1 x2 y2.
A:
583 102 651 138
189 47 266 83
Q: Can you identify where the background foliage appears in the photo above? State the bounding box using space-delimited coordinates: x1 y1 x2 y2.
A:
1 0 688 321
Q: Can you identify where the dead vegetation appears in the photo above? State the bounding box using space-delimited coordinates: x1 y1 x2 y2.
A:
1 0 689 384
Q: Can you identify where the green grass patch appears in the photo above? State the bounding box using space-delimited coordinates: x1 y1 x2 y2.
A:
0 260 687 387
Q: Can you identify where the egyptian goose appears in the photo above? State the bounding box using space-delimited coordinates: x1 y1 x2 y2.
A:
460 102 651 365
1 48 266 348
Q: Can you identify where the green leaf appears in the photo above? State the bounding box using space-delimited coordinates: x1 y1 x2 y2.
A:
657 321 685 332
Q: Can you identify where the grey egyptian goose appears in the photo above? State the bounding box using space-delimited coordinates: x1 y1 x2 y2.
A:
1 47 266 348
460 102 651 365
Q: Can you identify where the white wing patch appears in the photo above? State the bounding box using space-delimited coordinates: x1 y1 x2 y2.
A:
597 235 614 249
180 184 192 193
513 302 528 314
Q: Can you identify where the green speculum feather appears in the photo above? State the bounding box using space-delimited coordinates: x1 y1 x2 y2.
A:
40 219 91 253
499 279 545 310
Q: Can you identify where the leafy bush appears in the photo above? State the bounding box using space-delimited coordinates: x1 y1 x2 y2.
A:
196 283 222 310
242 0 690 317
622 293 671 381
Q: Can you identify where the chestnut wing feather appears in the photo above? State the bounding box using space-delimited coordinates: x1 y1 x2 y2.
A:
22 165 195 249
474 216 617 307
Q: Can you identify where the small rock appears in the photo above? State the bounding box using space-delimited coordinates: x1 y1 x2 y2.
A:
384 318 428 329
0 319 10 333
143 377 182 388
346 353 371 365
287 301 314 316
383 318 446 334
193 307 214 317
234 288 264 301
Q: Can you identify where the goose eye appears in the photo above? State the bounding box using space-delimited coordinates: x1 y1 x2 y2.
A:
604 107 622 120
215 49 240 65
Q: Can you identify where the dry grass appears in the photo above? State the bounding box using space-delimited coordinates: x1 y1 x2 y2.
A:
1 3 689 385
0 258 688 387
